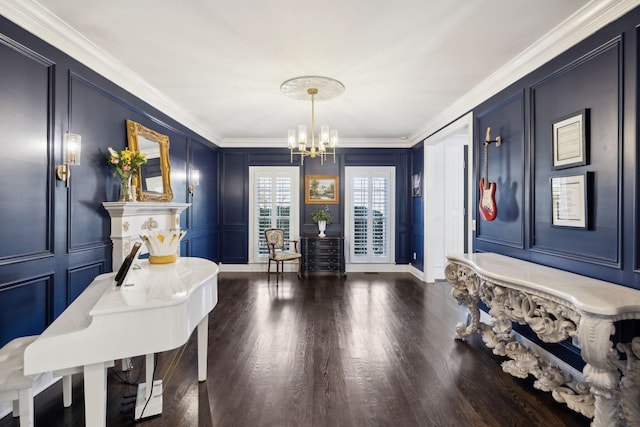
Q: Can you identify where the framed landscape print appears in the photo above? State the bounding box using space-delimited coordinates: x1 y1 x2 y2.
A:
305 175 338 204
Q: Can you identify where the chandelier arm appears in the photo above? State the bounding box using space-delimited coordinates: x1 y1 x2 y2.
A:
282 76 342 165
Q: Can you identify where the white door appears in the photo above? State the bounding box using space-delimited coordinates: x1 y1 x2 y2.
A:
424 114 471 282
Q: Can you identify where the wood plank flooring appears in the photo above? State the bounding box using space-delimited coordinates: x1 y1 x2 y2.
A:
1 272 590 426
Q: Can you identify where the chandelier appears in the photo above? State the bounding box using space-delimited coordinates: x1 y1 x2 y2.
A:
281 76 344 165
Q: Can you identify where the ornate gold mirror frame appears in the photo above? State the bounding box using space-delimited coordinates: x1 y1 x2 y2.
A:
126 119 173 201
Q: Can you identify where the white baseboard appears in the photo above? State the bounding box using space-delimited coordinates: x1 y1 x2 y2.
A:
345 263 409 273
409 264 425 281
219 263 414 274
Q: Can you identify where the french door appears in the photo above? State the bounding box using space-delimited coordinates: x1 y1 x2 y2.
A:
345 167 395 264
248 167 300 263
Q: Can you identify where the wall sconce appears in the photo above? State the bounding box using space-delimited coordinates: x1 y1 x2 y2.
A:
56 132 82 187
189 169 200 196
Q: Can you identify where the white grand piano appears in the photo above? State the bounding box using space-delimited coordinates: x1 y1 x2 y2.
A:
23 257 219 427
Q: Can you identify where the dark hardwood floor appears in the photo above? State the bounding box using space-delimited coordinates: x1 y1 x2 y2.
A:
1 272 590 426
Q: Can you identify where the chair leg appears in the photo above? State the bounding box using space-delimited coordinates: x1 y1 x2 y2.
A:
267 258 271 273
62 374 73 407
297 258 302 278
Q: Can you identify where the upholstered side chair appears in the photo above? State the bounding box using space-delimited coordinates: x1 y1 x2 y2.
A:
264 229 302 278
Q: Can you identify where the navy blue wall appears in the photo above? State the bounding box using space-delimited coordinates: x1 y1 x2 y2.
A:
0 16 220 346
471 7 640 363
410 143 424 271
219 148 411 265
472 7 638 289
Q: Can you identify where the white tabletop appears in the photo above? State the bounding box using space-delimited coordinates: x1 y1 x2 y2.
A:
446 253 640 317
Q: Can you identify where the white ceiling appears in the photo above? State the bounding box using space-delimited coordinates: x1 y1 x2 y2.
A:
1 0 636 147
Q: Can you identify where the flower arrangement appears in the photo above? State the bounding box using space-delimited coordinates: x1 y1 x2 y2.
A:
108 147 147 178
108 147 147 202
311 205 332 224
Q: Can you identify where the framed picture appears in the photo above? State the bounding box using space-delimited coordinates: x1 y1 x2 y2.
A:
552 109 589 169
412 172 422 197
551 173 589 229
305 175 339 204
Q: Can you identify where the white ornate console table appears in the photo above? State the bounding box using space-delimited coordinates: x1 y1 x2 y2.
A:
444 253 640 427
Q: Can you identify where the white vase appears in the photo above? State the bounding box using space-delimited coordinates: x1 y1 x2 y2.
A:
317 220 326 237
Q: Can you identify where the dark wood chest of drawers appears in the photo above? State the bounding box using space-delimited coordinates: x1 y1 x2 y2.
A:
301 235 345 277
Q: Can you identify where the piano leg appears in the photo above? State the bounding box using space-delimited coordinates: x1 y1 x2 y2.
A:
135 354 163 420
197 315 208 382
83 362 107 427
62 375 72 407
145 353 154 397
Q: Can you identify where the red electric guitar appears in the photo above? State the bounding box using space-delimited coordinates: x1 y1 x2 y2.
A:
479 127 498 221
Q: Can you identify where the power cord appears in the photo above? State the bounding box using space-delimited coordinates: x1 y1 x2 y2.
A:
138 353 157 419
138 342 190 419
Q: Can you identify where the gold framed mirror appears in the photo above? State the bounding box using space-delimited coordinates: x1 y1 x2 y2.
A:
126 119 173 201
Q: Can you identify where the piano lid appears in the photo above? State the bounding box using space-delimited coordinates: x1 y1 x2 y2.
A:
24 257 219 375
91 257 219 316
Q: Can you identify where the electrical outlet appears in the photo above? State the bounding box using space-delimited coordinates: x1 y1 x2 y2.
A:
413 252 416 260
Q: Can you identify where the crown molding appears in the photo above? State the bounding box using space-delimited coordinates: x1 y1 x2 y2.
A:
409 0 639 144
0 0 221 145
1 0 636 149
219 137 413 149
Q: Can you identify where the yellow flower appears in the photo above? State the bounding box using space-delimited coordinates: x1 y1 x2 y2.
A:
107 147 147 178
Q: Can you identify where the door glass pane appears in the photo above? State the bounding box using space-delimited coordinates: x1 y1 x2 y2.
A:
256 175 293 255
257 177 273 256
353 177 368 256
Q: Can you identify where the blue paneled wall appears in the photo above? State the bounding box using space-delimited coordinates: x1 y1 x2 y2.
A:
410 143 424 271
0 16 220 346
218 148 412 265
471 7 640 363
472 8 638 289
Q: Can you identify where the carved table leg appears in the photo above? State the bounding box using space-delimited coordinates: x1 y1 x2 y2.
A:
615 337 640 427
578 316 622 427
454 290 480 340
445 263 481 340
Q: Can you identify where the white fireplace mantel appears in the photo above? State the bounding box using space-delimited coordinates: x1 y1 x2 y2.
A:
102 202 190 270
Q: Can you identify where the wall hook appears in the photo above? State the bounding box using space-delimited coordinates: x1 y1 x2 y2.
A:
485 127 502 147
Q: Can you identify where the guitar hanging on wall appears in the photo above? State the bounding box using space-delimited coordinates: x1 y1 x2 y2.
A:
479 127 501 221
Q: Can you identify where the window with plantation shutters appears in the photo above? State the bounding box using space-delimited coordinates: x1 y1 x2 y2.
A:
249 167 299 263
345 167 395 264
